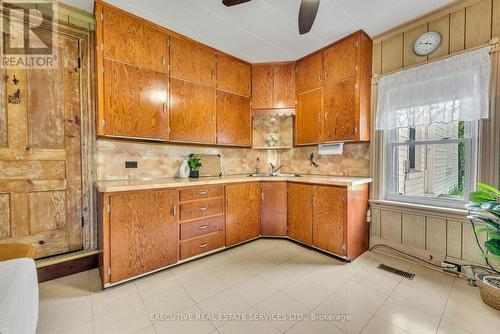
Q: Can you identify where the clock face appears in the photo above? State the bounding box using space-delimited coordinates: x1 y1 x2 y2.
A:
413 31 442 56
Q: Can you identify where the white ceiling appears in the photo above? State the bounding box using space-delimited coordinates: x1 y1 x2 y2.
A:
62 0 456 62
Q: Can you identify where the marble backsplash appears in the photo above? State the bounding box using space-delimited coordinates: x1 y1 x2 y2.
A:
97 139 370 181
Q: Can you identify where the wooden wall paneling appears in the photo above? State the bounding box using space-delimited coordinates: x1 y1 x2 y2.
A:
169 36 216 87
323 78 356 142
449 8 466 53
462 221 487 264
0 68 6 147
446 219 462 258
323 35 357 84
260 182 287 236
372 43 382 75
287 183 313 245
295 88 323 145
216 55 251 96
9 193 28 240
28 191 66 234
273 63 296 109
103 60 168 139
403 24 428 67
426 217 446 255
6 69 27 148
381 33 403 73
225 183 261 246
493 0 500 38
401 213 426 249
428 15 450 60
251 65 274 109
169 78 216 144
216 91 252 146
465 0 493 48
0 194 10 239
296 52 323 94
380 210 402 243
370 208 381 238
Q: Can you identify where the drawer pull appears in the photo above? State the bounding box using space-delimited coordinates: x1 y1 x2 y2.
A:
199 225 208 229
199 207 208 211
199 243 208 248
198 191 208 195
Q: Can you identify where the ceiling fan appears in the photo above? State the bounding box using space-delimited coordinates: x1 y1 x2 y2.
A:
222 0 320 35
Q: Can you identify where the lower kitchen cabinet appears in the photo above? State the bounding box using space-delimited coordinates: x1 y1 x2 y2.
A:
287 183 313 245
261 182 287 236
105 189 179 283
225 183 261 246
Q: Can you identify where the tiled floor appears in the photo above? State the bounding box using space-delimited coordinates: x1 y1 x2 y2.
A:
36 239 500 334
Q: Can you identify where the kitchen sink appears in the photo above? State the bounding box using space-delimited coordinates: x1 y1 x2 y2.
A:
248 173 301 177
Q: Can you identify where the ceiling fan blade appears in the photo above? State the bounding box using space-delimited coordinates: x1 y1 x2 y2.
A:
298 0 320 34
222 0 251 6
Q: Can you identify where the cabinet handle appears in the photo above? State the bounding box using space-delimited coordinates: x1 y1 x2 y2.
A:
212 114 215 122
261 193 264 201
199 243 208 248
317 112 321 123
172 205 177 217
198 191 208 195
324 72 328 81
199 207 208 211
199 225 208 229
308 197 313 208
317 73 321 82
324 112 328 121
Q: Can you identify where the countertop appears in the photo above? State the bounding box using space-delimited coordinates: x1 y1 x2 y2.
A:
96 174 372 193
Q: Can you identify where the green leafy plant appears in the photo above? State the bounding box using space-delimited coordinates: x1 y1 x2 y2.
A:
187 154 202 171
466 182 500 261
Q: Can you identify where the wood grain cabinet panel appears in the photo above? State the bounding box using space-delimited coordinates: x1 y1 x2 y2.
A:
103 7 167 73
295 88 323 145
180 198 223 221
323 78 356 142
216 55 251 96
287 183 313 245
109 190 178 283
261 182 287 236
179 185 223 202
103 59 168 140
180 231 225 260
169 78 216 144
180 216 224 240
273 63 296 108
216 91 251 146
296 52 323 94
312 186 346 255
225 183 261 246
251 65 274 109
169 36 216 87
323 35 357 84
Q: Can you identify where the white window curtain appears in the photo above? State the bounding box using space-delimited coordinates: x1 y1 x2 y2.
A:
376 47 492 130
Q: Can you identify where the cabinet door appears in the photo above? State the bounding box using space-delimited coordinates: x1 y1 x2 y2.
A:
216 55 251 96
274 63 296 108
216 91 251 146
109 190 178 283
251 65 274 109
261 182 287 236
323 34 358 85
295 88 323 145
323 78 356 142
296 52 323 94
170 37 216 87
313 186 346 255
169 78 216 144
226 183 261 246
102 6 167 73
287 183 313 245
103 59 168 139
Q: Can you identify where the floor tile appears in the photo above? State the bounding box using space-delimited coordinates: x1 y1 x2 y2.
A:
253 291 309 332
153 305 215 334
93 301 152 334
334 280 388 314
361 316 410 334
91 281 141 319
142 286 195 315
305 265 351 292
135 270 181 299
199 253 237 273
231 275 278 306
59 322 94 334
170 261 212 284
218 319 281 334
281 277 333 310
257 265 299 289
182 273 228 302
286 319 345 334
214 263 254 287
197 289 252 328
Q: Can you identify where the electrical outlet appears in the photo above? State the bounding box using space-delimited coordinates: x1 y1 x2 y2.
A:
125 161 138 169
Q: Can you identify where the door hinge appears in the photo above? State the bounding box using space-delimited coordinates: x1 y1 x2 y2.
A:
102 119 106 128
100 43 104 52
81 216 84 227
77 57 81 69
342 244 346 251
107 203 111 213
100 12 103 22
355 40 359 48
107 267 111 276
101 66 105 74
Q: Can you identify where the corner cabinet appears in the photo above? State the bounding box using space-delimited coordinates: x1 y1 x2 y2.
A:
252 62 295 110
295 31 372 145
225 183 261 246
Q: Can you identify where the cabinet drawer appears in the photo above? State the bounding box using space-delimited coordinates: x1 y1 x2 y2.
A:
180 216 224 240
179 185 223 202
180 198 223 221
180 231 225 260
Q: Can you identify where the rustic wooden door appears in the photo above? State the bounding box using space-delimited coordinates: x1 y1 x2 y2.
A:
323 78 356 142
273 63 296 109
109 189 178 283
251 65 274 109
0 35 83 258
216 55 251 96
216 91 251 146
225 183 260 246
295 88 323 145
260 182 287 236
323 34 358 85
287 183 313 245
312 186 346 255
296 52 323 94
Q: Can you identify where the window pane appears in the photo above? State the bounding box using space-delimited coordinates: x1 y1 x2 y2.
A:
392 142 466 200
395 120 464 142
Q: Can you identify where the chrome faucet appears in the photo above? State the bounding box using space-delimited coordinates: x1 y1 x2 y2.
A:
270 162 284 175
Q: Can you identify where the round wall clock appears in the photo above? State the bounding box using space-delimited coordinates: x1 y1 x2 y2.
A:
413 31 442 56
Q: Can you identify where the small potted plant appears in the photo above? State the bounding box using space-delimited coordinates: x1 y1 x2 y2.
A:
466 182 500 310
187 154 202 178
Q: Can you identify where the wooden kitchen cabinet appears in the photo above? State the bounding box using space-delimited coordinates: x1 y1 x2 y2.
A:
287 183 313 245
296 52 323 94
323 78 356 142
251 65 274 109
261 182 287 236
323 34 357 84
225 183 261 246
216 91 252 146
103 59 169 140
169 78 216 144
274 63 296 109
295 88 323 145
252 63 295 109
216 55 251 96
106 189 178 283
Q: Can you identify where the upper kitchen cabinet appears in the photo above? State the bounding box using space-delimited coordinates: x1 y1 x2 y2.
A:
295 88 323 145
170 37 216 87
216 55 251 96
216 91 252 146
296 52 323 94
101 5 168 73
323 34 357 84
252 62 295 110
